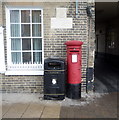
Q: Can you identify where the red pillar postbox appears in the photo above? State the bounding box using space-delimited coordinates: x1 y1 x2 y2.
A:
65 40 83 99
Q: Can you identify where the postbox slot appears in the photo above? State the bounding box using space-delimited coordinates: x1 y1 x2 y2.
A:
70 51 79 52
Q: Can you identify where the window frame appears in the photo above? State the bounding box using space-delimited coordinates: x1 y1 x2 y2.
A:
5 6 44 75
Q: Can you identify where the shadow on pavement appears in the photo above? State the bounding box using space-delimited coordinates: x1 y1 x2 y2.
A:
94 57 119 93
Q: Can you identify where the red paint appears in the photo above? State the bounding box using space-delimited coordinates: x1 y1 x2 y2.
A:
65 40 83 84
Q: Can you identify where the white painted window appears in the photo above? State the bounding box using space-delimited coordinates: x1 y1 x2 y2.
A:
6 7 44 75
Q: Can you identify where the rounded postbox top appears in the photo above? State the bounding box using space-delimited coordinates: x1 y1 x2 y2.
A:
64 40 83 46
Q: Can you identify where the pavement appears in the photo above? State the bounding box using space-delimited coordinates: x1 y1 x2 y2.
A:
2 103 60 119
2 93 61 119
1 92 118 119
60 92 118 118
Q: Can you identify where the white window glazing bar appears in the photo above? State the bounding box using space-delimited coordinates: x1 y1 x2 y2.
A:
41 9 44 65
30 10 33 64
19 10 22 64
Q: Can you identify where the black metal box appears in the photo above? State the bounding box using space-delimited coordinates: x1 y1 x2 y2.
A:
44 58 65 100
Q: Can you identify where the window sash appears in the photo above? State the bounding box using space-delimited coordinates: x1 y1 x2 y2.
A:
6 7 44 68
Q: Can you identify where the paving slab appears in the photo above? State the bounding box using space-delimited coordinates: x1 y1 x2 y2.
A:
3 103 29 118
22 103 44 118
41 105 61 118
2 104 12 117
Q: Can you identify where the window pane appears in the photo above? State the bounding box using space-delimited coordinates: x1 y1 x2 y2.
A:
32 24 41 37
21 24 30 37
23 52 31 63
22 38 31 50
33 38 42 50
11 24 20 37
32 10 41 23
10 10 19 23
33 52 42 64
21 10 30 23
11 39 21 50
11 52 21 64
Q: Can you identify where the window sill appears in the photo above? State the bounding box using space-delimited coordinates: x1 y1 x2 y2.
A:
5 70 44 76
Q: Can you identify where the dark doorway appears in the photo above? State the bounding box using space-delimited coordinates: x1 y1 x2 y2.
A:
94 2 119 93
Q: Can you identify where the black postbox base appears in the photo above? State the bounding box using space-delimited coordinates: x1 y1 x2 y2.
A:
66 83 81 99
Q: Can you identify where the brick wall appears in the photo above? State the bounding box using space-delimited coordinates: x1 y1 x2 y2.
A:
0 2 95 93
86 2 95 92
0 1 2 26
0 1 3 92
